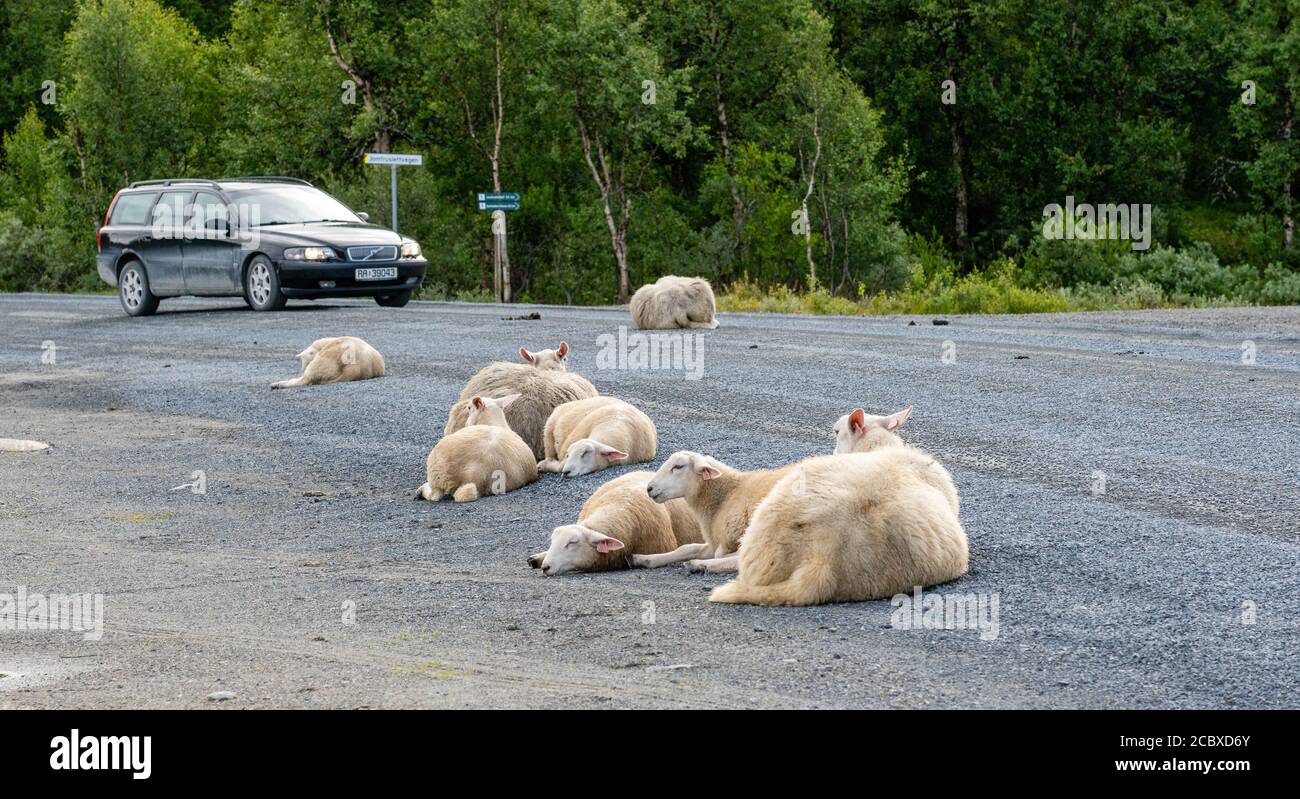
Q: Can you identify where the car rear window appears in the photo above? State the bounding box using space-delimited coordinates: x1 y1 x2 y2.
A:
111 193 158 225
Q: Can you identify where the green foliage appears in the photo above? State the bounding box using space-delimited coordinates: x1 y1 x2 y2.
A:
0 0 1295 311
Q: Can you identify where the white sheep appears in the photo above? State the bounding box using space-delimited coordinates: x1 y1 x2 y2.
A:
832 406 911 454
537 396 657 477
416 394 537 502
629 275 720 330
833 405 958 514
445 353 598 460
633 451 795 573
271 336 385 389
527 471 703 576
710 450 968 606
519 341 569 371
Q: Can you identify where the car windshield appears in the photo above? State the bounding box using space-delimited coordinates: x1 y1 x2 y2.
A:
227 186 361 226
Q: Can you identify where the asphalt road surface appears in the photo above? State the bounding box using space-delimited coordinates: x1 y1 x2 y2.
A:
2 292 1297 708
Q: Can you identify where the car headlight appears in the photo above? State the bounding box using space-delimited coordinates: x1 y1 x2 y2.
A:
283 246 337 261
400 241 422 259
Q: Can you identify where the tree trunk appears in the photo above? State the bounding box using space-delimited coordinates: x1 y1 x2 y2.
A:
492 13 512 301
1283 90 1295 251
943 62 970 253
324 16 389 153
578 116 631 303
799 110 822 290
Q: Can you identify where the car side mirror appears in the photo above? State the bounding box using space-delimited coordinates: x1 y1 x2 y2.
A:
356 212 370 223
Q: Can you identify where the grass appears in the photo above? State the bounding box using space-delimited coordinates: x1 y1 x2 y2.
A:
717 266 1254 317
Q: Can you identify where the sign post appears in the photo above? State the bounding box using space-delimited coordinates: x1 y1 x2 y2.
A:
364 152 423 232
478 192 520 302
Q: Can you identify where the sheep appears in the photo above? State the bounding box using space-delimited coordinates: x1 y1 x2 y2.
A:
526 471 704 576
416 394 537 502
832 406 911 454
271 336 384 389
537 396 657 477
833 406 959 514
709 450 968 606
445 362 598 460
632 451 796 573
630 275 720 330
519 341 569 371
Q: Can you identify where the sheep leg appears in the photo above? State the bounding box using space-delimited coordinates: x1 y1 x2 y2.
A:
527 552 546 569
453 484 481 503
270 376 308 389
414 482 444 501
537 459 563 473
685 555 739 574
630 542 713 569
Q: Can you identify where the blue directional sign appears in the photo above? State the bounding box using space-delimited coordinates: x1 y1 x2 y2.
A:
478 192 520 211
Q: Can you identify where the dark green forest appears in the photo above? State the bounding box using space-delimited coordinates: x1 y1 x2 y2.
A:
0 0 1297 313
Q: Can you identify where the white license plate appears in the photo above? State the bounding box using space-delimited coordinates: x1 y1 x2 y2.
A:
355 267 397 281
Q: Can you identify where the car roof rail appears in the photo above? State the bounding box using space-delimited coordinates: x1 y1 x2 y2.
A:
126 178 223 189
220 176 314 187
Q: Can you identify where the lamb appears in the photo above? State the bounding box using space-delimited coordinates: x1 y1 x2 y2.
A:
709 450 968 606
416 394 537 502
632 451 796 573
629 275 720 330
538 396 657 477
271 336 385 389
445 356 598 460
527 471 703 576
519 341 569 371
833 405 959 514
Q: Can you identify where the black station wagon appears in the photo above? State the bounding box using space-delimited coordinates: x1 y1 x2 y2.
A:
96 177 428 316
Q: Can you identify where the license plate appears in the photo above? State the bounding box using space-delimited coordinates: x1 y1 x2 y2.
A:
355 267 397 281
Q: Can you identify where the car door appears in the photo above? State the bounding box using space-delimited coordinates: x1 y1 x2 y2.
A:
144 190 191 295
182 192 241 294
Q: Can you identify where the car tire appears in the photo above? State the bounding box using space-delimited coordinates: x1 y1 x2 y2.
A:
375 290 412 308
244 255 287 311
118 260 160 317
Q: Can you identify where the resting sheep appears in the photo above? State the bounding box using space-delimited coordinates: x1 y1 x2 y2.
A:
527 471 703 576
538 396 657 477
445 346 598 459
271 336 384 389
416 394 537 502
630 275 719 330
833 405 959 514
519 341 569 371
709 450 968 606
633 451 795 573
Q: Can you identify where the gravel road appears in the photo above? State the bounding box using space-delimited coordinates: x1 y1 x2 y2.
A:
2 292 1297 708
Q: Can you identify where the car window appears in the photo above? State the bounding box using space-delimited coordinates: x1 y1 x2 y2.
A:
189 193 229 230
151 191 191 236
227 186 360 226
110 193 158 226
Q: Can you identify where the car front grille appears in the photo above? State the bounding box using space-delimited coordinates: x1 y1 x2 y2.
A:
346 245 398 262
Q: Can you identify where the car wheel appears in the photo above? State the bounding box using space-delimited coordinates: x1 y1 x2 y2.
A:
118 261 160 317
375 290 412 308
244 256 287 311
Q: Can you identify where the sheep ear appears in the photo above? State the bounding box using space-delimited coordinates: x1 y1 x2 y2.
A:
848 408 868 435
520 347 534 364
471 396 485 410
600 446 629 462
558 341 569 358
697 463 721 480
498 393 521 409
886 407 912 430
594 535 625 553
